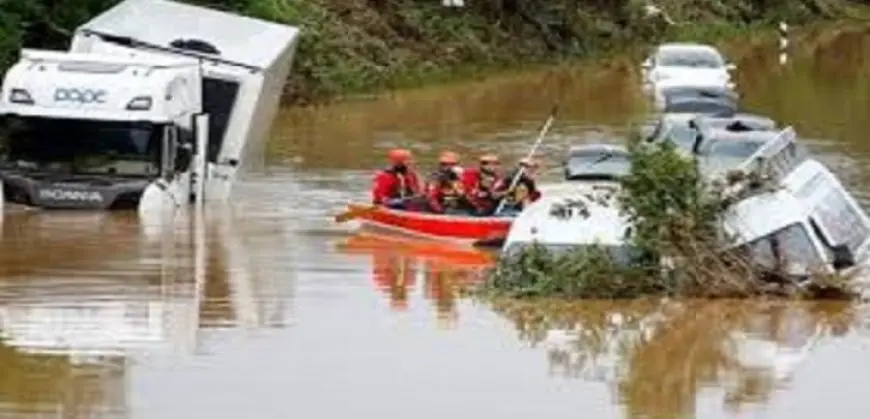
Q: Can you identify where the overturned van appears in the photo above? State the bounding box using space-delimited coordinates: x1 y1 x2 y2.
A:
721 133 870 281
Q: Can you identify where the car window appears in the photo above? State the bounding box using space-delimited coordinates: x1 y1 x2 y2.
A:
661 124 697 151
810 186 870 252
738 222 826 277
565 150 631 180
657 48 724 68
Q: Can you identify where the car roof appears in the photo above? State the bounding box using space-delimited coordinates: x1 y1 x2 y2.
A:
656 43 721 54
691 113 776 131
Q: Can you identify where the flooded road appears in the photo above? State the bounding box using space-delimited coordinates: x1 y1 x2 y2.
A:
4 25 870 418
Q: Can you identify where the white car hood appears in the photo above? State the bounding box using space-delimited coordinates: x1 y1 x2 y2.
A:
653 67 730 87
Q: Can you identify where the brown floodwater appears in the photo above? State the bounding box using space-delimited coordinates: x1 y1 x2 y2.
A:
3 25 870 419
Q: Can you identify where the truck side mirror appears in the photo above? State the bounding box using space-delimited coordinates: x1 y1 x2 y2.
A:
725 63 737 71
641 59 652 69
831 244 855 270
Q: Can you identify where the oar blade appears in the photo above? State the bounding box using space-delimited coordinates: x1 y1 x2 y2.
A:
334 205 378 223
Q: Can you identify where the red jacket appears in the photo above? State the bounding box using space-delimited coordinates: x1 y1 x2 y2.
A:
426 171 467 213
372 167 422 204
461 168 502 212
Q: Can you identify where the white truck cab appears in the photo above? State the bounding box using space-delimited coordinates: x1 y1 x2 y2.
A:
0 0 300 213
0 49 203 211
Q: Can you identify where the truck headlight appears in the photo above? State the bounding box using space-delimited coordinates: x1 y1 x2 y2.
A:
9 89 34 105
126 96 153 111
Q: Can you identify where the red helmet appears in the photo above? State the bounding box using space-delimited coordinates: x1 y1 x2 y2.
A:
439 151 459 165
388 149 412 164
479 154 499 164
518 157 538 167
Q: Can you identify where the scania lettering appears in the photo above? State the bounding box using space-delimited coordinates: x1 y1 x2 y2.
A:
39 189 104 203
0 0 300 213
54 88 107 104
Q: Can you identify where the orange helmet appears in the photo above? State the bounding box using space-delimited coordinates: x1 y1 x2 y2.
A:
479 154 499 164
439 151 459 165
388 148 412 164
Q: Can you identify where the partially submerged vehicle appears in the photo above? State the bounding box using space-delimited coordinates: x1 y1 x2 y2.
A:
658 95 737 116
651 85 739 113
720 132 870 280
641 43 737 93
646 112 778 154
0 0 301 213
501 185 642 266
536 143 629 197
694 127 797 177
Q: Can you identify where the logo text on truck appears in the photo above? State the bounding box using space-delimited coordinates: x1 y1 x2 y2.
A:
53 88 107 104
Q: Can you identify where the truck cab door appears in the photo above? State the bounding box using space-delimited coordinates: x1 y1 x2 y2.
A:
139 125 187 216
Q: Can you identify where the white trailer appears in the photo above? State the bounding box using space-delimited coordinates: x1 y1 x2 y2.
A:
0 0 300 212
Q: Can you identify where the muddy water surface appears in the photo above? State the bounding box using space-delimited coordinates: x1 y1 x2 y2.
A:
4 26 870 419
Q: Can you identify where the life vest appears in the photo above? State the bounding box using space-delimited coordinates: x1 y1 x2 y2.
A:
478 170 498 192
440 179 465 208
387 167 417 199
430 169 465 208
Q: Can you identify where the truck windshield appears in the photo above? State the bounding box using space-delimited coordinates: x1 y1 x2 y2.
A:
0 116 162 176
737 222 826 277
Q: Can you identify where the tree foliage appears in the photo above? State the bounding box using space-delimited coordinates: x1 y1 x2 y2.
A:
0 0 858 104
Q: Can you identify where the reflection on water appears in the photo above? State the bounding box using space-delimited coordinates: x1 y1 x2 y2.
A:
0 206 293 417
490 299 860 419
336 232 492 325
2 25 870 419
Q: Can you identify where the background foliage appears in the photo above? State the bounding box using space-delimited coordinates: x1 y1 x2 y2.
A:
0 0 860 105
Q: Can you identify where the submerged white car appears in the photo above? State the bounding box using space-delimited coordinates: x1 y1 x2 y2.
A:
641 43 737 92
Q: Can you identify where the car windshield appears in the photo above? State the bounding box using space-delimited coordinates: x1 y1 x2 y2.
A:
0 116 163 176
657 48 724 68
699 138 766 176
504 242 643 267
565 150 631 180
738 223 826 277
658 123 698 152
665 99 735 114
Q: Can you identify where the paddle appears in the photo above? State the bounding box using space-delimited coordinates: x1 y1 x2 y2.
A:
334 205 381 223
333 195 423 223
493 104 560 215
